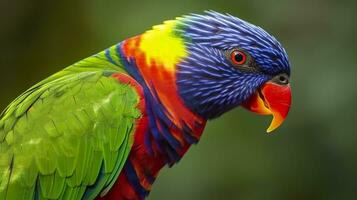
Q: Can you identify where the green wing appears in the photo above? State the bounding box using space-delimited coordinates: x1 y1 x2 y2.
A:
0 57 142 200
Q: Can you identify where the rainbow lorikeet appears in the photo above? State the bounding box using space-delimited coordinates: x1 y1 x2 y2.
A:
0 11 291 200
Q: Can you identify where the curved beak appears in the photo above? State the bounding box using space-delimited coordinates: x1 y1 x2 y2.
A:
242 82 291 133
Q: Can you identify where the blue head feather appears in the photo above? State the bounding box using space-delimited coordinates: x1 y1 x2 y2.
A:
175 11 291 119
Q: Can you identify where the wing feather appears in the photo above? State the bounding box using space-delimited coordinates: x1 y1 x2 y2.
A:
0 68 142 200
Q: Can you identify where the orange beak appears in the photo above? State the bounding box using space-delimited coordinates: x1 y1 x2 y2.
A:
242 82 291 133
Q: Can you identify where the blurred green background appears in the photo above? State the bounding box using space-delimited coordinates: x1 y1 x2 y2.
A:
0 0 356 199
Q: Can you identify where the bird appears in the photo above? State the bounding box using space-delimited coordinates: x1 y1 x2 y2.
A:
0 11 291 200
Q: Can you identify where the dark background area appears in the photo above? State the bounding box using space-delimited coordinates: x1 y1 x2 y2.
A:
0 0 356 199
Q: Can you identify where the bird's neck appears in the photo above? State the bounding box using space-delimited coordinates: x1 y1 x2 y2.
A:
98 21 207 199
118 34 207 163
118 19 207 163
104 36 206 199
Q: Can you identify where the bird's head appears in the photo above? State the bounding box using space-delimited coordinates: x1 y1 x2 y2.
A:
121 11 291 133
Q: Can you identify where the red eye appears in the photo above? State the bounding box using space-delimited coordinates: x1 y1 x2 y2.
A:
231 50 247 65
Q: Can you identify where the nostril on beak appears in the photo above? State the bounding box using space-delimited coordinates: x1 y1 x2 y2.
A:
273 74 289 85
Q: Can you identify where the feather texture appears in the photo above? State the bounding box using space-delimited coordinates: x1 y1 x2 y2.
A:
0 56 142 200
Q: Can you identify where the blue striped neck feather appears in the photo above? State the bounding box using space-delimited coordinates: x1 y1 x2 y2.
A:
99 41 206 199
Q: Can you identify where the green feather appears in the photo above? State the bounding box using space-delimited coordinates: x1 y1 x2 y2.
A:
0 51 142 200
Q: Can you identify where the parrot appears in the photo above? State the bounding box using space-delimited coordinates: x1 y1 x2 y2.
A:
0 11 291 200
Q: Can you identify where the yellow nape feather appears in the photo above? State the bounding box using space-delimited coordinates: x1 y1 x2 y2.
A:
139 20 187 71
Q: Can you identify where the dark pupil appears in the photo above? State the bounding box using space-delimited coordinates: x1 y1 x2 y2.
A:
279 76 288 84
235 53 244 62
279 76 286 82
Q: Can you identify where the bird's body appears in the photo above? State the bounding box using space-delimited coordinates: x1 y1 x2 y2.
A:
0 11 291 200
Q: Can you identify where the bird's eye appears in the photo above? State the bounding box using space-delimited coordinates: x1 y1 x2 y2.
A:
230 50 247 65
